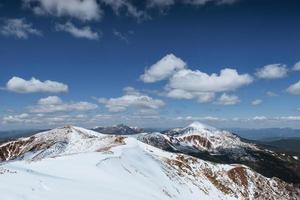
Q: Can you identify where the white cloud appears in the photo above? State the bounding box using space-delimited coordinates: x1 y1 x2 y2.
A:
255 64 288 79
97 88 165 112
141 54 252 104
29 96 98 113
168 68 253 92
5 76 68 93
140 54 187 83
38 96 63 105
23 0 102 21
293 61 300 71
184 0 238 6
287 80 300 95
266 91 278 97
277 116 300 121
216 93 240 105
55 22 99 40
2 113 32 124
0 18 42 39
252 116 267 120
166 89 215 103
113 29 129 43
101 0 147 21
251 99 262 106
147 0 175 8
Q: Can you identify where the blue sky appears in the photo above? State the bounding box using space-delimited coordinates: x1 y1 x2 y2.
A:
0 0 300 130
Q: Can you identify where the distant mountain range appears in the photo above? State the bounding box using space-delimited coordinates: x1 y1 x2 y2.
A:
92 124 144 135
227 128 300 141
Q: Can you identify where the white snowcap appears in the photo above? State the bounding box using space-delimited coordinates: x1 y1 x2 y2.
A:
186 121 217 131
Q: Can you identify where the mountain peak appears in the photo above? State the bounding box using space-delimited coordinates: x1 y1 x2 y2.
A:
186 121 216 131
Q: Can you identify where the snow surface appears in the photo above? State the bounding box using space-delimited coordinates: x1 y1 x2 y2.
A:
0 125 297 200
0 135 237 200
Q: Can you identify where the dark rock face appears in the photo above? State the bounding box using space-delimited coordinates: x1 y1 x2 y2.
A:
93 124 143 135
0 136 36 161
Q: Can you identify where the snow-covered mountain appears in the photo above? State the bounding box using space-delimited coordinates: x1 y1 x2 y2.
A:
162 121 257 154
140 122 300 184
0 124 299 200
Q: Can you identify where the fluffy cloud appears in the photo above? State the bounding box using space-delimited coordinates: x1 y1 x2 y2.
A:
166 89 215 103
28 96 98 113
287 80 300 95
2 113 31 123
55 22 99 40
38 96 62 105
141 54 252 104
216 93 240 105
5 76 68 93
0 18 42 39
168 68 253 93
23 0 102 21
140 54 186 83
251 99 262 106
255 64 288 79
98 87 165 112
293 61 300 71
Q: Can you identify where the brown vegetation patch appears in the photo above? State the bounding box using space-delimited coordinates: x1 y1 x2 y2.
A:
165 155 195 176
227 166 248 188
182 135 212 149
203 169 234 195
114 136 126 144
96 136 126 153
227 166 249 198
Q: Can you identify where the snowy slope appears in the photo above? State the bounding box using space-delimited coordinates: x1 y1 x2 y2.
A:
163 122 257 154
0 126 299 200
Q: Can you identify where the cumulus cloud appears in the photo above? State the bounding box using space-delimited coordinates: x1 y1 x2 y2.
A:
5 76 68 93
140 54 187 83
55 22 99 40
38 96 62 105
141 54 252 104
97 87 165 112
287 80 300 95
255 64 288 79
1 113 99 128
293 61 300 71
23 0 102 21
251 99 262 106
166 89 215 103
2 113 31 124
28 96 98 113
216 93 240 105
168 68 253 93
0 18 42 39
